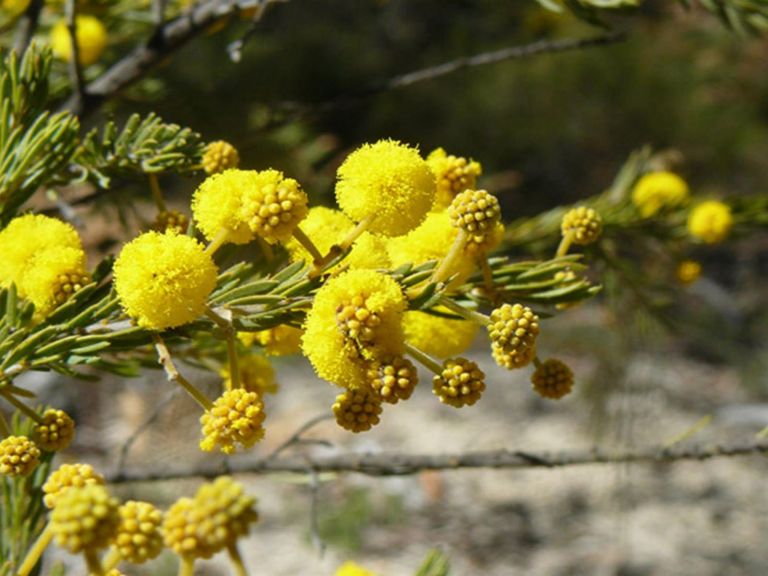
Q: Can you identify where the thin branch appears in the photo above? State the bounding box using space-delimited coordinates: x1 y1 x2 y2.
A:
13 0 44 56
227 0 286 63
106 438 768 483
64 0 85 111
264 413 334 461
307 466 326 557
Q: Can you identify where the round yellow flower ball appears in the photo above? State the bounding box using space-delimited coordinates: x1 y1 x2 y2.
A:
687 200 733 244
192 169 260 245
403 310 478 358
50 16 108 67
113 231 218 330
632 171 689 217
335 139 435 237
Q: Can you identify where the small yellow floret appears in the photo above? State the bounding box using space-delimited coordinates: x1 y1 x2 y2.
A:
0 435 40 476
332 387 383 432
561 206 602 245
336 561 379 576
50 16 107 67
488 303 540 369
50 484 120 553
221 353 277 395
113 231 218 330
687 200 733 244
284 207 390 270
433 357 485 407
632 171 689 217
202 140 240 174
336 139 435 236
302 269 406 388
676 260 702 285
531 358 574 400
114 500 164 564
427 147 483 210
152 209 189 234
239 324 303 356
200 388 266 454
403 310 478 358
44 463 105 508
34 408 76 452
163 476 258 559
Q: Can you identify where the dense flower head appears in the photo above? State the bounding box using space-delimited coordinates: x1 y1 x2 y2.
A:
433 357 486 407
152 209 189 234
403 310 478 358
335 139 436 236
202 140 240 174
113 500 164 564
50 15 107 66
366 355 419 404
336 561 379 576
220 353 277 395
332 387 383 432
284 206 390 270
0 435 40 476
488 303 540 369
23 247 89 316
44 463 105 508
34 408 76 452
676 259 702 285
163 476 258 559
632 171 689 217
200 388 266 454
448 189 501 237
239 324 303 356
387 211 474 284
561 206 602 245
192 169 259 244
687 200 733 244
531 358 574 400
240 169 308 244
1 0 30 15
427 147 483 210
464 220 505 257
302 270 406 388
113 231 218 329
50 484 120 553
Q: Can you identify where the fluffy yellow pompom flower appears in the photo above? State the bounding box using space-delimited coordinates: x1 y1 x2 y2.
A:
284 207 390 270
1 0 30 16
403 310 478 358
50 16 108 67
632 171 689 217
220 353 278 395
303 269 406 388
192 169 261 245
427 147 482 210
336 139 435 236
239 324 303 356
22 246 89 316
113 231 218 330
202 140 240 174
388 211 475 283
687 200 733 244
336 561 379 576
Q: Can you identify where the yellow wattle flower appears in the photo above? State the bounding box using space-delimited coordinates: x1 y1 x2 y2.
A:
302 269 406 388
403 310 478 358
50 16 108 67
687 200 733 244
283 206 390 270
113 231 218 330
632 171 689 217
426 147 482 210
336 561 379 576
239 324 303 356
192 169 262 245
676 259 702 285
335 139 435 236
220 353 278 395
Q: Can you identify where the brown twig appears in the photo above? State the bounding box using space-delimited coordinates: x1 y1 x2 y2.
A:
64 0 85 112
106 438 768 483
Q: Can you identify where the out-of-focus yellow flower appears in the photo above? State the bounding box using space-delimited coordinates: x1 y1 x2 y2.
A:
221 353 278 395
676 260 702 285
632 171 689 217
336 139 435 236
50 16 108 67
113 231 218 330
239 325 303 356
403 310 478 358
202 140 240 174
426 147 482 210
687 200 733 244
1 0 30 16
335 560 379 576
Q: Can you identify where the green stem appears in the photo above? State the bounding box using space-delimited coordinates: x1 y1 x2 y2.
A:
0 390 43 424
339 214 373 250
204 306 240 391
153 335 213 411
404 342 443 375
0 410 10 437
478 257 498 304
205 228 231 255
256 236 274 262
556 229 575 258
149 173 167 212
533 355 543 370
437 297 490 326
84 548 103 576
227 542 249 576
431 228 468 284
17 524 53 576
179 557 195 576
101 547 121 572
291 226 323 264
